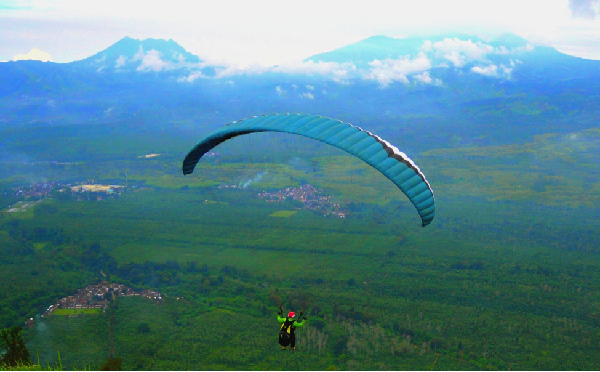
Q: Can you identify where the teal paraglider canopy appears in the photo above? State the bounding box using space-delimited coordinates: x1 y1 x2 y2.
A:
182 114 435 227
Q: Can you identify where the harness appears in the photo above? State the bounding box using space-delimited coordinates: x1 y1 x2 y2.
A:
279 318 295 346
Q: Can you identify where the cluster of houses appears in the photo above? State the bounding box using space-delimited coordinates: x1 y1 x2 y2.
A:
257 184 348 218
42 281 162 317
9 180 63 200
4 180 128 207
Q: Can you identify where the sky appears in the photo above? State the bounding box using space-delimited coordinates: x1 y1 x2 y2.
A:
1 0 599 67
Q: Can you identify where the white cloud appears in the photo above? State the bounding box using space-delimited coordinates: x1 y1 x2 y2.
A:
214 63 269 78
494 44 535 55
423 38 535 68
137 50 171 72
292 84 298 89
428 38 494 67
363 53 432 87
422 40 433 52
443 51 466 67
174 53 185 63
509 59 523 67
211 60 356 82
132 46 144 62
471 64 498 76
305 84 314 90
275 86 286 95
501 64 514 76
495 46 510 55
276 60 357 82
132 48 207 73
178 71 203 82
115 55 126 68
13 47 53 62
471 63 512 77
299 92 314 99
413 71 442 85
414 71 432 83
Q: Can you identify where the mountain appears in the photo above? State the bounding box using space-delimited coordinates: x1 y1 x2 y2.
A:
299 33 600 132
0 33 599 144
306 33 600 82
305 34 487 66
0 37 214 99
487 33 528 49
0 37 225 126
71 37 204 73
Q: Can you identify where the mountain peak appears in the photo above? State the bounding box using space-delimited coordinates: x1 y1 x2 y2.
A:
72 37 202 72
489 33 529 49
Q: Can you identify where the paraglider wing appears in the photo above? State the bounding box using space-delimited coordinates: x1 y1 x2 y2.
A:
182 114 435 226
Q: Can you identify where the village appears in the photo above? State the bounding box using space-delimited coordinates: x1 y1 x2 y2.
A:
8 180 64 200
257 184 348 218
4 180 128 207
41 281 162 318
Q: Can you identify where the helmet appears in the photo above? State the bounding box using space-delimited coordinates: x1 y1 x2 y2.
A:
288 311 296 318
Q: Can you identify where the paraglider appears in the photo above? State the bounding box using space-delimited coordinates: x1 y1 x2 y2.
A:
277 306 306 350
182 113 435 226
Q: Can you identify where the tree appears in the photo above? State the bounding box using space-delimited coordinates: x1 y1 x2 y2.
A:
0 326 31 367
99 357 123 371
430 337 445 351
137 323 151 333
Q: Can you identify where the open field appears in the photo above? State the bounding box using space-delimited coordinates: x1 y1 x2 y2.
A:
269 210 298 218
51 308 102 316
2 201 41 218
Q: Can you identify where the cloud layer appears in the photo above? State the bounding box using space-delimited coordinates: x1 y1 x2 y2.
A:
105 47 208 76
0 23 550 89
171 37 533 87
363 53 432 86
424 38 494 67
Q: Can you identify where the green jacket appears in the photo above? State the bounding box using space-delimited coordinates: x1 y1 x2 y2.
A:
277 313 305 329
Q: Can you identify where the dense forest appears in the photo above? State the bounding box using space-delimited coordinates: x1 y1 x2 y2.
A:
1 120 599 370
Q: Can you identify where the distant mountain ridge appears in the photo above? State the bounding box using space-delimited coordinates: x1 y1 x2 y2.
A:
0 33 599 135
304 33 600 85
305 34 488 65
304 33 532 63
